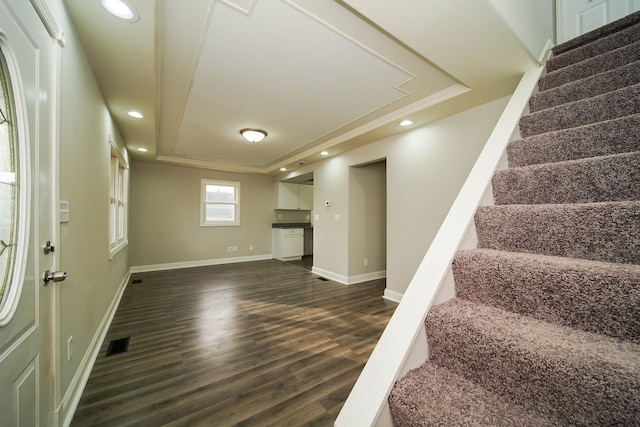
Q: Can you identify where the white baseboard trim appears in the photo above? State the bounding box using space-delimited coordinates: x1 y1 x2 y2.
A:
311 266 386 286
346 270 386 285
130 254 273 273
312 266 348 284
383 288 403 303
60 270 131 427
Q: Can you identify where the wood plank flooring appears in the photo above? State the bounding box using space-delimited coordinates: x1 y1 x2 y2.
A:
71 259 397 426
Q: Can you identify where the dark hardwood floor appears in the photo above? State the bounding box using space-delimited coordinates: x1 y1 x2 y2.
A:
71 259 397 426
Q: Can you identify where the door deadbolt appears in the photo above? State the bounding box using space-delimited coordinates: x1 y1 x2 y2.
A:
43 241 55 254
43 270 67 286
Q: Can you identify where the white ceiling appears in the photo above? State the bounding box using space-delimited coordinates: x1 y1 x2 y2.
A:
63 0 535 175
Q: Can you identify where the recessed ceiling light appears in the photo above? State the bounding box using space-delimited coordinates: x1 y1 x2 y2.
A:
136 147 148 152
320 151 329 156
280 167 287 172
101 0 139 22
399 119 413 126
128 111 143 119
240 128 267 143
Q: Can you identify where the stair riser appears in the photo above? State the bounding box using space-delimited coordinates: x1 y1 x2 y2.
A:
520 85 640 138
530 61 640 112
493 152 640 205
547 24 640 72
475 202 640 264
453 250 640 343
426 311 640 426
507 114 640 167
539 40 640 91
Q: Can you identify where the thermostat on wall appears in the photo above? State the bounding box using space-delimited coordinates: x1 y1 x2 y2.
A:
324 200 331 207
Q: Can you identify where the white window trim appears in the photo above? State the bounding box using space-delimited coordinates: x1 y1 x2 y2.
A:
200 179 241 227
109 141 128 258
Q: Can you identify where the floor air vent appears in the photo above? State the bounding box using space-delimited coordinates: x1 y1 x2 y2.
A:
317 277 329 281
106 337 130 356
132 279 143 284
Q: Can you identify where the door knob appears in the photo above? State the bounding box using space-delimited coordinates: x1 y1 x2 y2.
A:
43 270 67 286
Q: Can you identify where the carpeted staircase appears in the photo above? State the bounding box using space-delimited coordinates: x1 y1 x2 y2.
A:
388 12 640 426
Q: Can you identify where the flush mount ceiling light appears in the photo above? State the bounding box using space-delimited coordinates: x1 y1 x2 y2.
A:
101 0 140 22
136 147 148 152
320 151 329 156
280 167 287 172
128 111 143 119
399 119 413 126
240 128 267 143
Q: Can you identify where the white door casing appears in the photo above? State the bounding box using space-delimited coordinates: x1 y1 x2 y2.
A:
0 0 59 425
557 0 640 43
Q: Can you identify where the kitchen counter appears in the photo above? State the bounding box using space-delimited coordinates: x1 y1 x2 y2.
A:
272 222 313 229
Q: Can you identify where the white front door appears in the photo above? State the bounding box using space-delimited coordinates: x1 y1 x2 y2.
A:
0 0 59 425
557 0 640 43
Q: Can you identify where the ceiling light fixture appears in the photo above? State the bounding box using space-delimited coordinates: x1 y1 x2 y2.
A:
128 111 143 119
320 151 329 156
101 0 139 22
136 147 148 152
399 119 413 126
280 167 287 172
240 128 267 143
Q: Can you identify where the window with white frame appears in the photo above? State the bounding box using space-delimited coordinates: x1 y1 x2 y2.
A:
201 179 240 226
109 145 128 257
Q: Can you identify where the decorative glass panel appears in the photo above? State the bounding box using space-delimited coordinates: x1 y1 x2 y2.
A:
0 48 18 309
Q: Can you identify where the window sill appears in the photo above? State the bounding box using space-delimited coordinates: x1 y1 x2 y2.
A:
109 239 128 260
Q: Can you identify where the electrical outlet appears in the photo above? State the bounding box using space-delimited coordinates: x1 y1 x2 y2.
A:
227 246 237 252
67 336 73 361
364 258 368 266
278 214 283 220
334 214 340 222
249 245 254 251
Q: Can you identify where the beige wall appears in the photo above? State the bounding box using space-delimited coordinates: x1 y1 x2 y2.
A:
488 0 556 60
50 0 130 416
129 162 275 267
303 96 509 295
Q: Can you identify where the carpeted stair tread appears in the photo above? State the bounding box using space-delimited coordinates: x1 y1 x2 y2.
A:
426 298 640 426
475 201 640 264
492 151 640 205
453 249 640 343
388 362 559 427
547 23 640 72
539 40 640 91
519 84 640 138
530 60 640 112
507 114 640 167
553 10 640 55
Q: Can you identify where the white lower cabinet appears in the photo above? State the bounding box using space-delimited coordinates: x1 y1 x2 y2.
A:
272 228 304 261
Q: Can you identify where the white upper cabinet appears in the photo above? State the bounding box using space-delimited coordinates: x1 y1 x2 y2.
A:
276 182 313 210
298 184 314 210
